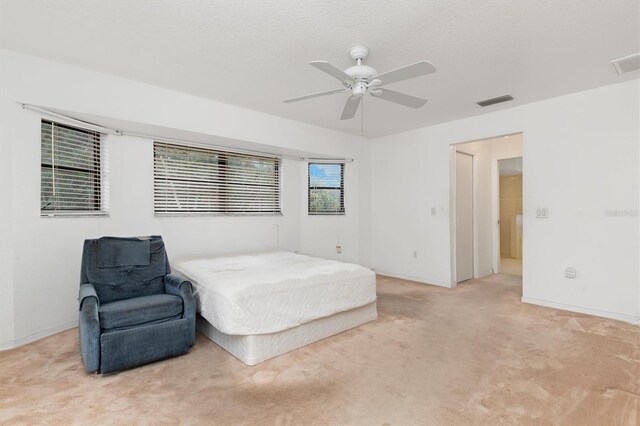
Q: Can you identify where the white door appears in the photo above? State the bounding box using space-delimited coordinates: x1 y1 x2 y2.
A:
456 151 474 282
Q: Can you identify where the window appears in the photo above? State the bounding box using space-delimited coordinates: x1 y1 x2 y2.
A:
153 142 281 215
41 120 103 215
308 163 345 215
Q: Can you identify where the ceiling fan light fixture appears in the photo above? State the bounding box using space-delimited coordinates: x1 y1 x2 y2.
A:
351 82 367 96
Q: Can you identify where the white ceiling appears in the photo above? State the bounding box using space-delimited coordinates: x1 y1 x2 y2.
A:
1 0 638 138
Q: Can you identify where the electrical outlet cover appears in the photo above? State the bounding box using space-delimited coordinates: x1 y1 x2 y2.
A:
536 208 548 218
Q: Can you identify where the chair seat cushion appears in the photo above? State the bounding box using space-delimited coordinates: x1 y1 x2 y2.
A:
99 294 183 331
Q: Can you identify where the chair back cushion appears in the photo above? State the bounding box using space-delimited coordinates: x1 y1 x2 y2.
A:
98 238 151 268
80 236 170 303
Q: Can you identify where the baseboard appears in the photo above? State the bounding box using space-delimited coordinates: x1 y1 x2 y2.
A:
373 270 453 288
0 319 78 351
521 297 640 325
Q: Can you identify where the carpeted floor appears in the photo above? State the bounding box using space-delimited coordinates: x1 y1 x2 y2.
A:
1 274 638 425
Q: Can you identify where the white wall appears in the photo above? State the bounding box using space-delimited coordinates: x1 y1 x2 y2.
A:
0 50 371 349
0 89 15 345
371 80 639 323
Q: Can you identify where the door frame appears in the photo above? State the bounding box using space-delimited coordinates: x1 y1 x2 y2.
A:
450 148 477 286
449 132 524 287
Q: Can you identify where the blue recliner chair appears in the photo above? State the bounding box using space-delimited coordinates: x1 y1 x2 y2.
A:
78 235 195 374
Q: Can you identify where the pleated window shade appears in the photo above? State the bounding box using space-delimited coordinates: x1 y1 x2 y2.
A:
40 120 104 215
153 142 281 215
308 163 345 215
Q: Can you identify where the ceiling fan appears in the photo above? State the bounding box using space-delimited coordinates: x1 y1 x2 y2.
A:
283 46 436 120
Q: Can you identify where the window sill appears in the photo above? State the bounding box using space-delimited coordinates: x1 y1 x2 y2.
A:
40 211 109 218
154 212 284 217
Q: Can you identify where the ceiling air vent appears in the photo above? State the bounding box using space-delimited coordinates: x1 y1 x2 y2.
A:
476 95 514 107
611 53 640 75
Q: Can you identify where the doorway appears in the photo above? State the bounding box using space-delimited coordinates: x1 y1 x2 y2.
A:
498 157 523 275
450 133 523 286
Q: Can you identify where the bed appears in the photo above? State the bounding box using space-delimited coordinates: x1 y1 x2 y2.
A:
173 251 377 365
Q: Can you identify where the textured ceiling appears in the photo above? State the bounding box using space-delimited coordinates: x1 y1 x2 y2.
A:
1 0 638 138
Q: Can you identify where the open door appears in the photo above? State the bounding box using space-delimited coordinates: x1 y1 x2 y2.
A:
455 151 474 282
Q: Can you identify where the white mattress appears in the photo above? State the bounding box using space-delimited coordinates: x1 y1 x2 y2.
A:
174 252 377 335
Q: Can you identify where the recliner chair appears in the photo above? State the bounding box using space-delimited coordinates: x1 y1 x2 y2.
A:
78 235 195 374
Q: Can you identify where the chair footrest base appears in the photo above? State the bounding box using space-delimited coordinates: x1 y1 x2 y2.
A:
100 318 190 374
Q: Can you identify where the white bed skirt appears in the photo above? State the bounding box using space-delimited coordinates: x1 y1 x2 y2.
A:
197 302 378 365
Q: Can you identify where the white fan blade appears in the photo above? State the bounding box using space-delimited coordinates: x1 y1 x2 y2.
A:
283 88 348 103
374 61 436 85
372 89 427 108
310 61 353 84
341 96 362 120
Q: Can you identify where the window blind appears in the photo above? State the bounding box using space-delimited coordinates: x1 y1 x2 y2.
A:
153 142 281 215
41 120 103 214
308 163 345 215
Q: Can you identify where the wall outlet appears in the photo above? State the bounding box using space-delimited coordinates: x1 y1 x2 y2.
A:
564 267 577 279
536 208 549 218
431 207 437 216
413 250 418 258
336 245 342 254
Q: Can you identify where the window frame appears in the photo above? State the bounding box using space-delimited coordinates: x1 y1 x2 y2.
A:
153 141 282 216
40 119 106 217
307 162 345 216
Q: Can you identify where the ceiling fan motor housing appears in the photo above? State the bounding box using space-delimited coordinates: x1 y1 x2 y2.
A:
345 46 377 95
345 65 377 81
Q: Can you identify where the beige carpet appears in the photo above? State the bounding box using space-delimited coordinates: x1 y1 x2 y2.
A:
1 274 638 425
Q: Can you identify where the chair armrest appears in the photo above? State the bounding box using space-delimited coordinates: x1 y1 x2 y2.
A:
164 273 196 346
164 273 192 291
78 284 100 373
79 284 99 310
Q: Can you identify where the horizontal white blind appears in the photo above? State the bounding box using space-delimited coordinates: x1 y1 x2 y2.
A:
154 142 281 215
308 163 345 215
41 120 103 213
